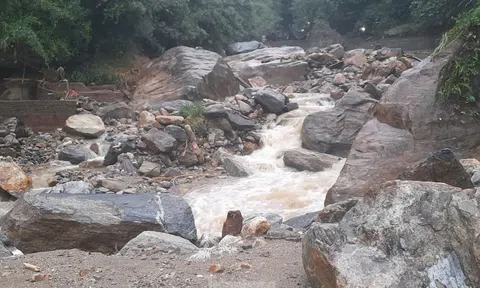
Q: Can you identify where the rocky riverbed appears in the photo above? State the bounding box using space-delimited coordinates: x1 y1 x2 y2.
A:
1 35 480 288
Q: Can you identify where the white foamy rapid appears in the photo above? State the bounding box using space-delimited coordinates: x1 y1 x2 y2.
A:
184 93 346 237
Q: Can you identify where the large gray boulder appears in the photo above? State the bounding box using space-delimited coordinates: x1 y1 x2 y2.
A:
119 231 198 256
225 46 308 85
283 149 342 172
325 41 480 205
141 128 177 154
301 91 377 157
0 192 197 254
223 157 252 177
133 47 239 110
96 102 133 120
226 41 265 56
303 181 480 288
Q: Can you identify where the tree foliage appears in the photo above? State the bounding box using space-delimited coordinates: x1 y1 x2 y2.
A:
0 0 278 68
289 0 475 35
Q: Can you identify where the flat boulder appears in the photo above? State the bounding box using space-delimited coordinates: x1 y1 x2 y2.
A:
283 149 342 172
225 111 256 131
0 162 32 197
325 41 480 205
119 231 198 256
303 181 480 287
64 114 106 139
141 128 177 154
0 192 197 254
301 91 377 157
133 47 239 110
225 46 308 85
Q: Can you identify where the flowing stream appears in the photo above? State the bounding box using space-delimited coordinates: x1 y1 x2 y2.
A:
184 93 346 237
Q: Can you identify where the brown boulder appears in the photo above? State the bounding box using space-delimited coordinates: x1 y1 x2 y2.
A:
133 47 239 110
0 162 32 197
325 41 480 205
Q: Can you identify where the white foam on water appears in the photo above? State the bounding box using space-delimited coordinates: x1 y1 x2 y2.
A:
184 93 346 237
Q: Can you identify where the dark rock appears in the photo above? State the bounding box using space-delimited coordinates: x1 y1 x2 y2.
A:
58 145 96 165
363 82 383 100
283 149 342 172
165 125 188 142
301 91 377 157
210 118 233 132
284 102 299 112
398 149 474 189
222 210 243 238
303 181 480 287
97 102 133 120
157 193 197 242
284 212 319 229
141 128 177 154
0 242 11 258
225 111 255 131
103 138 136 166
255 89 286 115
0 232 11 246
0 192 197 254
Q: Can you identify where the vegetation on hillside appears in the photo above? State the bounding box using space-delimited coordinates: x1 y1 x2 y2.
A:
289 0 475 35
0 0 475 85
438 3 480 105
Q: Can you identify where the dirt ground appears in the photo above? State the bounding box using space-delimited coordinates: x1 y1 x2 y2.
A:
0 240 310 288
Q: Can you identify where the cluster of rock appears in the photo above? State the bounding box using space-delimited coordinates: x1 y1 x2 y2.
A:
301 40 480 287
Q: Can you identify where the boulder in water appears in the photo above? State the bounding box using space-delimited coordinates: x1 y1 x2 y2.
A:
284 212 319 230
303 181 480 287
301 91 377 157
64 114 106 139
254 88 286 115
283 149 342 172
241 216 271 238
222 157 252 177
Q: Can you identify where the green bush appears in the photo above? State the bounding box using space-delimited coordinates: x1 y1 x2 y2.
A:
438 4 480 105
179 102 205 119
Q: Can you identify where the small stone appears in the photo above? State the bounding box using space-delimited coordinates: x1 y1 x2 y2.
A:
208 264 225 273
